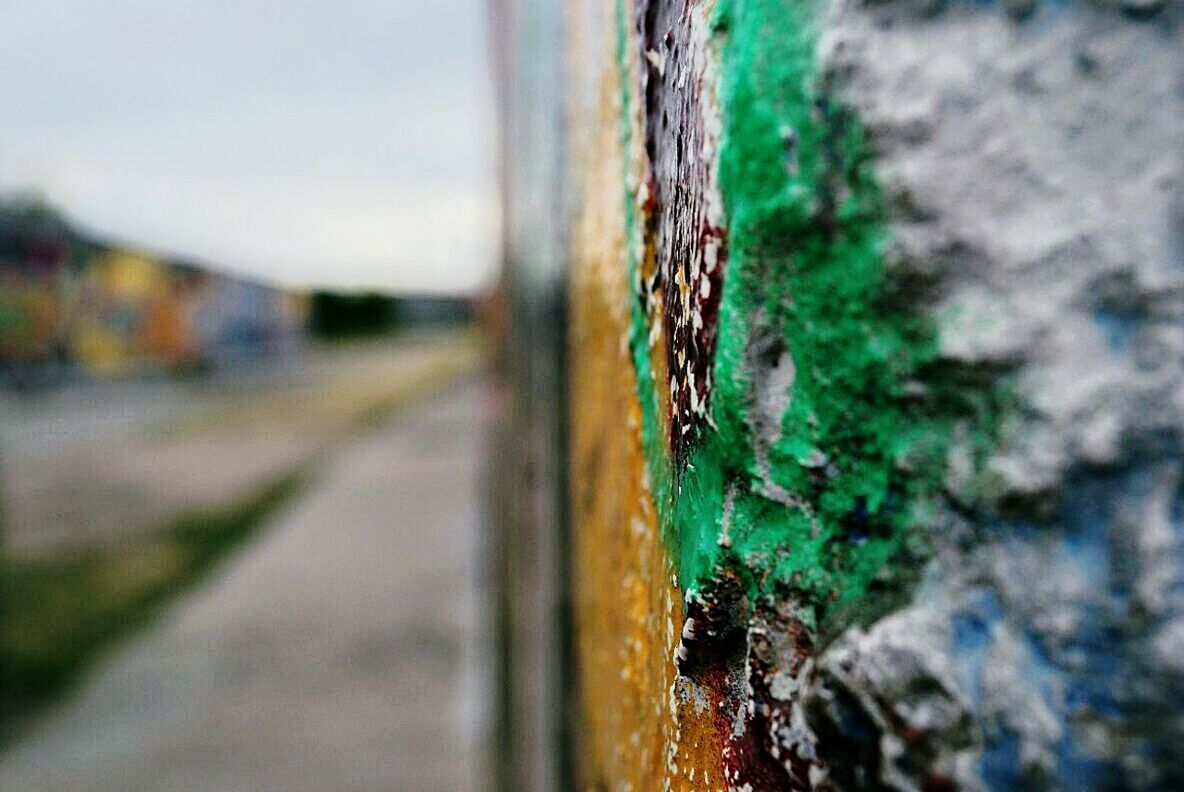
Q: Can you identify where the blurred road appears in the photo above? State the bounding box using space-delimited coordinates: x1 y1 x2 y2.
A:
0 380 488 791
0 334 481 555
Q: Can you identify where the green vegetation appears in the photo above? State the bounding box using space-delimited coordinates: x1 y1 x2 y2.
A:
0 471 307 732
308 292 475 341
309 291 400 339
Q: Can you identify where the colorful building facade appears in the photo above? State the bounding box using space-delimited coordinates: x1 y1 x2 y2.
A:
0 204 306 385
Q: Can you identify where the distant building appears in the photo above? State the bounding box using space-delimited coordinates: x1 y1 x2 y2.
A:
0 200 307 387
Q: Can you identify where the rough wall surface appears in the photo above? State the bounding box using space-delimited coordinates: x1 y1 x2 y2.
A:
808 6 1184 789
497 0 1184 789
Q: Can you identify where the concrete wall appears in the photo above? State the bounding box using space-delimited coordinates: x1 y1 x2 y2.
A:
496 0 1184 788
489 1 573 788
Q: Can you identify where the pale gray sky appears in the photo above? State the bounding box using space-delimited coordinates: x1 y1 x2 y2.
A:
0 0 497 295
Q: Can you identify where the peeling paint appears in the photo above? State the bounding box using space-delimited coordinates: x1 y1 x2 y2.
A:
519 0 1184 787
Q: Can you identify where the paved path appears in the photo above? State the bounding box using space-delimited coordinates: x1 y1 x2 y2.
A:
0 380 488 791
1 334 480 556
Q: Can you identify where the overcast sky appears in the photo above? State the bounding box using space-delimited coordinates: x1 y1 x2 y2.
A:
0 0 497 295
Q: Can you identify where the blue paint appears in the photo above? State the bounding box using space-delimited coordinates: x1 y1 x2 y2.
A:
966 470 1170 787
1019 629 1061 712
1092 307 1141 354
952 0 1076 16
951 588 1003 708
980 731 1022 789
1056 731 1123 789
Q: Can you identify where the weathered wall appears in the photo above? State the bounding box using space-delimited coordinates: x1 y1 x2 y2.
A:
496 0 1184 789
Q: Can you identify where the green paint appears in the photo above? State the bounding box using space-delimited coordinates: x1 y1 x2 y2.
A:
674 0 945 618
617 0 676 532
614 0 1011 630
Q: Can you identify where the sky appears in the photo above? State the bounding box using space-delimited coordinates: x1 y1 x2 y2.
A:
0 0 497 295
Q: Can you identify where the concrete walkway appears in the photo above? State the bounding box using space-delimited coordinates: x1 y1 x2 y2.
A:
0 380 488 791
1 334 480 556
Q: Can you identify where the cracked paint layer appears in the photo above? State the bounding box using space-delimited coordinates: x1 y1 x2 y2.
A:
673 0 949 615
555 0 1184 787
623 0 976 641
607 0 985 784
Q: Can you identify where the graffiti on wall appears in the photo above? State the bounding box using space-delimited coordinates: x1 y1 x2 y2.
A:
500 0 1184 788
0 202 307 385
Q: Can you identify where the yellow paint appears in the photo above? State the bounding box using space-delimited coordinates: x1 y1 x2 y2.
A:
72 322 128 375
568 2 727 787
94 250 169 301
72 251 163 373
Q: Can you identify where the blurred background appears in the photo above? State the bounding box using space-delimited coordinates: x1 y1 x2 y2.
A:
0 2 496 789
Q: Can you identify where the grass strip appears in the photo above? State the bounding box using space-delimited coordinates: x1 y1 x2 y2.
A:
0 469 308 738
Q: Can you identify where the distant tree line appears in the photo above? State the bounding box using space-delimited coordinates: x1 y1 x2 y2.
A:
308 291 473 340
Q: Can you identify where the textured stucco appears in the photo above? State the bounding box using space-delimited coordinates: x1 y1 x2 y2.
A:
498 0 1184 788
805 2 1184 788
